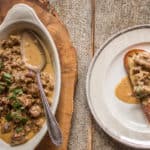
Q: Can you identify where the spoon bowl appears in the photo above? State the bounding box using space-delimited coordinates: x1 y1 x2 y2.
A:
21 31 47 72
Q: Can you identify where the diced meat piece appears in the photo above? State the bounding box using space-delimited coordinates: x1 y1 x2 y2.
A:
11 46 21 54
35 98 41 104
34 118 45 127
11 62 20 68
135 58 150 70
14 72 25 83
0 51 10 59
1 122 12 133
9 35 20 46
24 125 31 133
11 131 26 146
132 67 141 75
1 35 20 49
41 73 54 90
18 95 32 107
0 97 9 105
27 83 39 97
29 105 42 118
4 65 12 73
134 53 150 70
11 131 25 141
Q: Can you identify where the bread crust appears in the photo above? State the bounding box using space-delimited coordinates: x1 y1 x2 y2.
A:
124 49 145 72
124 49 150 122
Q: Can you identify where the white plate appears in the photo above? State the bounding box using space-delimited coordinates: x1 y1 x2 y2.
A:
0 4 61 150
86 25 150 149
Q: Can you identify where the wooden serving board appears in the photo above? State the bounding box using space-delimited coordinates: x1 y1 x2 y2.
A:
0 0 77 150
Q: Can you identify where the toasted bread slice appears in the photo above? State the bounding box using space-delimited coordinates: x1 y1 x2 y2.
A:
124 49 150 122
124 49 145 72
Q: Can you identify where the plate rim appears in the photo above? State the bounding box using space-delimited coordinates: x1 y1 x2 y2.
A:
86 24 150 149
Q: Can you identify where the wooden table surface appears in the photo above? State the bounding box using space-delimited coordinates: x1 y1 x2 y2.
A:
51 0 150 149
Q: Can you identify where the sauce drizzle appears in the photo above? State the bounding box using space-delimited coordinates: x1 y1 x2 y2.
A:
115 77 140 104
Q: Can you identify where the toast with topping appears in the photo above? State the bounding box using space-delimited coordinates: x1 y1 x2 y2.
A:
124 49 150 121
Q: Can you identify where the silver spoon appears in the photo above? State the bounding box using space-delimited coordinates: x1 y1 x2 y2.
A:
21 31 62 146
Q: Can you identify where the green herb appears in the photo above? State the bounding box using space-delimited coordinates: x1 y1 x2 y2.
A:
0 61 4 70
15 127 23 133
8 88 23 101
11 112 28 125
3 73 12 84
5 113 13 121
0 85 5 93
20 118 28 125
3 73 12 79
15 116 28 125
8 94 17 100
11 112 21 119
5 78 11 84
13 88 23 95
12 100 22 110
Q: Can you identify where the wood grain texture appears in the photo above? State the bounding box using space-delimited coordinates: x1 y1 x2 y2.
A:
52 0 93 149
0 0 77 150
93 0 150 150
91 0 95 56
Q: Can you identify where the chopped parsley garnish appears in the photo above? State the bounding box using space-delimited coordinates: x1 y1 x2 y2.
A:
20 118 28 125
5 113 13 121
13 88 23 95
0 61 4 70
0 85 5 93
8 94 17 100
3 73 12 84
8 88 23 101
12 100 22 110
3 73 12 79
15 127 23 133
8 112 28 125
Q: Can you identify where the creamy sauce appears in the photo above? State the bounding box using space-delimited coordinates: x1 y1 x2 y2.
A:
0 128 41 144
22 32 54 103
0 129 12 144
115 77 140 104
0 117 12 143
22 32 54 74
26 131 35 141
22 32 43 68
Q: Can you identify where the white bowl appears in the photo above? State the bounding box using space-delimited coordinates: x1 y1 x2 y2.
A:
0 4 61 150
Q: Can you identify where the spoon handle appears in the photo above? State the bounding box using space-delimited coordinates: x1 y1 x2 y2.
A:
36 72 62 146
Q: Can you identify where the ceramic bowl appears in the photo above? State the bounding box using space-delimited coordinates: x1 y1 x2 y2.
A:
0 3 61 150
